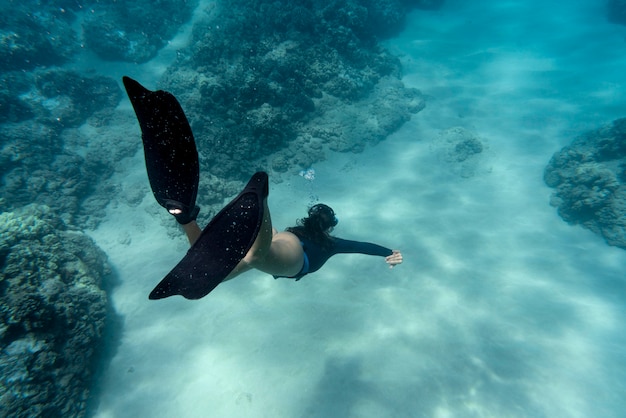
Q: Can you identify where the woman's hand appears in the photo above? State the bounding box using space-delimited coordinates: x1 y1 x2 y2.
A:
385 250 403 269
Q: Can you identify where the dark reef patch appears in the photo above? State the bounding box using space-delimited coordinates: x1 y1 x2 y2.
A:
545 118 626 249
159 0 428 184
0 205 117 418
0 0 199 69
82 0 199 62
0 3 78 71
0 70 125 227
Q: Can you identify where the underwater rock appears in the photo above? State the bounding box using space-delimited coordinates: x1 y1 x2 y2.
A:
2 69 122 129
82 14 156 63
160 0 425 181
0 72 36 124
0 70 129 227
0 10 129 228
0 204 111 417
430 127 490 178
0 4 78 71
0 122 111 226
544 118 626 248
607 0 626 25
0 70 125 227
82 0 198 63
32 69 122 128
312 76 424 153
2 0 198 68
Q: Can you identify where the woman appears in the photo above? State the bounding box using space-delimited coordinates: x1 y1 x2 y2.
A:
178 201 403 283
123 76 401 300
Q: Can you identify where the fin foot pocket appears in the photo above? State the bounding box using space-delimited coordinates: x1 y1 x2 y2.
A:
164 200 200 225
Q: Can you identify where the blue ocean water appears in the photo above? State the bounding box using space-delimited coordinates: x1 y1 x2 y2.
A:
3 0 626 417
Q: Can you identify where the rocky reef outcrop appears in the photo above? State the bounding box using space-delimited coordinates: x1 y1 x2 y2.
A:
430 127 491 178
82 0 199 62
0 205 112 417
0 0 199 70
0 4 78 71
544 118 626 248
159 0 428 182
0 69 128 226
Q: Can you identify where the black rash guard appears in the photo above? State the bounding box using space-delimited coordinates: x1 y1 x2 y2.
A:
275 236 393 280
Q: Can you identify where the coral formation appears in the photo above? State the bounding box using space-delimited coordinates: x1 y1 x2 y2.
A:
1 0 434 224
82 0 199 62
160 0 427 181
0 70 124 226
0 4 78 71
0 0 198 68
0 205 111 417
544 118 626 248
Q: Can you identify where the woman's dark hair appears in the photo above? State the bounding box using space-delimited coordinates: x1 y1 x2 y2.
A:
286 204 338 249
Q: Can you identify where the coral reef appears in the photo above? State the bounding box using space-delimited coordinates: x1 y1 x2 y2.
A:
31 69 122 128
544 118 626 248
1 0 433 223
0 3 78 71
0 68 122 129
82 0 198 62
0 70 126 226
0 205 111 417
160 0 426 181
1 0 199 68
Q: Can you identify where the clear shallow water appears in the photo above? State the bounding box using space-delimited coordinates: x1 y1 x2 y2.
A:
89 1 626 417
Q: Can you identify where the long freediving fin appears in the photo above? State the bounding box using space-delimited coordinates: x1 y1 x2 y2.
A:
149 171 269 300
122 76 199 221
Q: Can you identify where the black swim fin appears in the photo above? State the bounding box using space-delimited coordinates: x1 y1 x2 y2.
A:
149 171 269 300
122 76 199 222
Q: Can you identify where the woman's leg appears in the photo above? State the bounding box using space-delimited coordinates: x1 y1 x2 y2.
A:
181 221 202 245
218 198 273 281
224 198 304 281
180 196 304 282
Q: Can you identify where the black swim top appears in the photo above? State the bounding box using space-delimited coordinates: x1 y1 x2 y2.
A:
276 236 393 280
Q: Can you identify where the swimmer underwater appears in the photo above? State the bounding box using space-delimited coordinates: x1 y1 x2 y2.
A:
122 77 403 300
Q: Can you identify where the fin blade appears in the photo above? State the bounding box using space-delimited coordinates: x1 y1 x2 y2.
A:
122 76 199 213
149 172 269 300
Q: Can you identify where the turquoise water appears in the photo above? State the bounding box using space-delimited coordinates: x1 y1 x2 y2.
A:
4 1 626 417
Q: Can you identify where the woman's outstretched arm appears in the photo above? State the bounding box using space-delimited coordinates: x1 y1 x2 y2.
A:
331 238 403 269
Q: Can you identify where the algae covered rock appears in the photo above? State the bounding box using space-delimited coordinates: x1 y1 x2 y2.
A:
0 4 78 71
544 118 626 248
0 205 111 417
161 0 426 181
82 0 198 63
430 127 490 178
0 69 125 227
